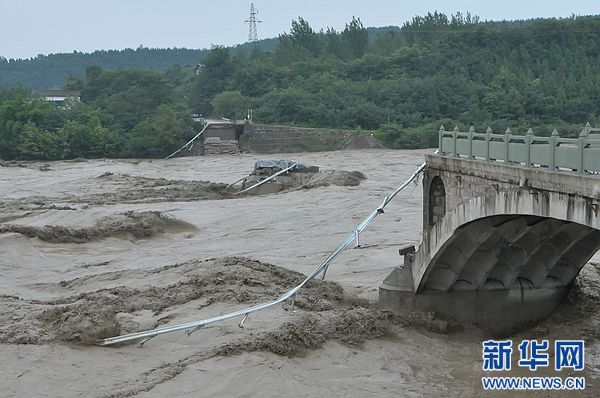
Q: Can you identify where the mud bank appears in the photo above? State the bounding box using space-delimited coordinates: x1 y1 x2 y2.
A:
217 307 388 357
13 251 590 352
0 257 371 345
91 170 366 204
279 170 366 190
0 211 195 243
89 173 235 204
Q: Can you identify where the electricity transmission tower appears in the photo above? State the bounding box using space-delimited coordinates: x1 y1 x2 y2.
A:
245 3 262 44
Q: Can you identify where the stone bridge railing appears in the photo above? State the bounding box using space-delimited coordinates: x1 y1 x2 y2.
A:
439 123 600 174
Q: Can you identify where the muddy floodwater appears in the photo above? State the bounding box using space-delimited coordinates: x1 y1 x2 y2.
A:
1 149 599 397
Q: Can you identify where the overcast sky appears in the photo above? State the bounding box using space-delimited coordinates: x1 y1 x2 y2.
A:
1 0 598 59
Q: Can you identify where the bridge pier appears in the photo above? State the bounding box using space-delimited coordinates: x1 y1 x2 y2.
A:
380 266 569 335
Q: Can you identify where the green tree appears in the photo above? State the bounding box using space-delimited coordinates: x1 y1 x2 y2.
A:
85 65 103 80
188 46 233 115
324 27 345 58
278 17 322 58
0 96 56 159
125 105 190 158
17 123 68 160
82 68 175 130
154 104 187 155
211 91 249 119
59 116 115 158
341 17 368 59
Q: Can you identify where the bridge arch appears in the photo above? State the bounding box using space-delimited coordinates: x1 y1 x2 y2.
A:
412 189 600 293
421 214 600 293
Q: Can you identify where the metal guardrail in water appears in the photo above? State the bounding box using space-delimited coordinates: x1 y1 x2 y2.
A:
97 158 428 346
164 123 211 159
226 175 249 190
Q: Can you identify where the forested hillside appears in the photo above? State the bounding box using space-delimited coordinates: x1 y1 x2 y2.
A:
0 38 279 89
196 13 599 148
1 12 599 160
0 48 207 89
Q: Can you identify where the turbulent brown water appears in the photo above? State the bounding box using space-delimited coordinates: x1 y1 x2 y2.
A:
0 150 598 397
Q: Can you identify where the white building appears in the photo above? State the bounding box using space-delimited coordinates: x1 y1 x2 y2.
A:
38 90 81 102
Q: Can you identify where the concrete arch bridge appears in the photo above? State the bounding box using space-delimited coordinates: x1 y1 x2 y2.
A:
380 125 600 334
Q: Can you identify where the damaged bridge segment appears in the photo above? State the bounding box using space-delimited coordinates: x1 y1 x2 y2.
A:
380 126 600 335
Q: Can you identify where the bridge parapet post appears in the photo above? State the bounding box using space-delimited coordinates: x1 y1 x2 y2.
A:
578 136 585 175
467 126 474 159
525 128 533 168
452 125 458 157
504 128 510 163
485 127 492 163
438 125 444 155
549 129 559 170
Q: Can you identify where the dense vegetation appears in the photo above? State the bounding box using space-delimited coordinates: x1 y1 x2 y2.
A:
1 13 600 159
0 39 280 90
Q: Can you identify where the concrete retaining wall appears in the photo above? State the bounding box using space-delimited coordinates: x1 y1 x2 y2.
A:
239 124 356 153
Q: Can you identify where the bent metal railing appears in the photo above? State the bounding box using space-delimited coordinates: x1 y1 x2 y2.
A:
164 123 210 159
236 162 298 194
439 123 600 175
97 158 429 346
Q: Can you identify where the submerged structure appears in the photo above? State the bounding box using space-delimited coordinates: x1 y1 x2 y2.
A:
239 159 319 195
